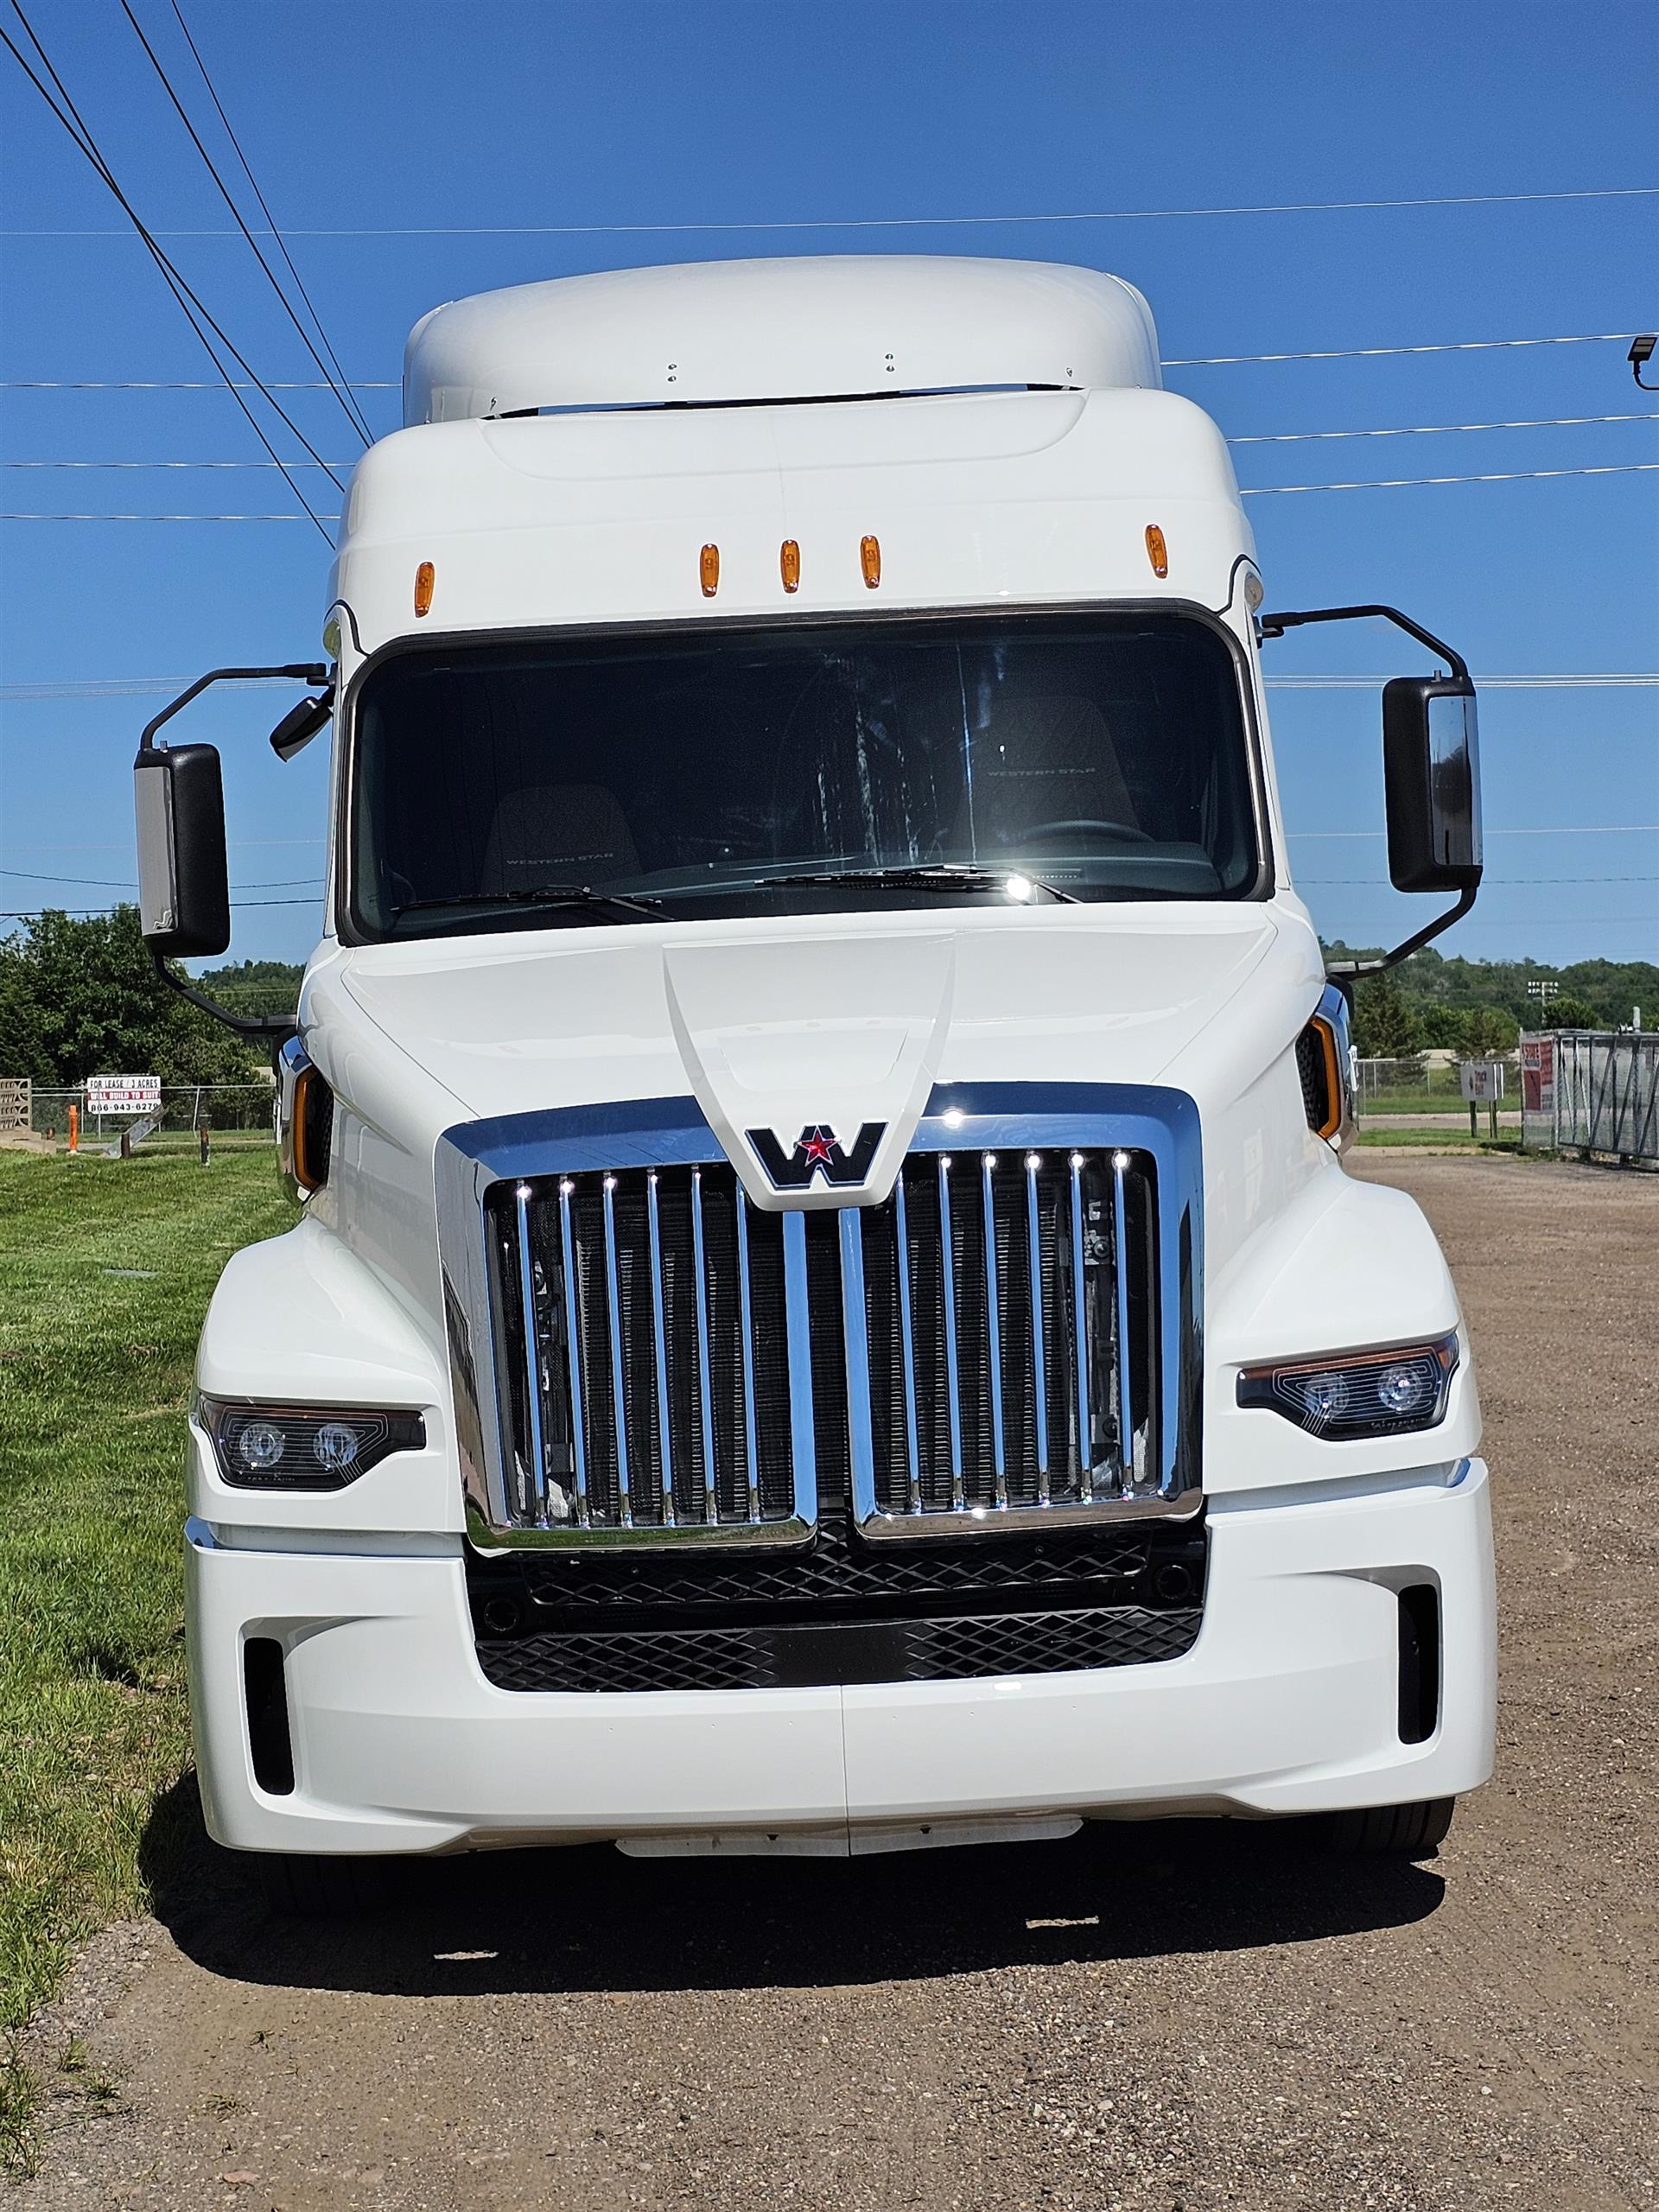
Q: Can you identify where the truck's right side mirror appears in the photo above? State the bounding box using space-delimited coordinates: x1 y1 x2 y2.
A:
133 741 232 957
1382 676 1483 894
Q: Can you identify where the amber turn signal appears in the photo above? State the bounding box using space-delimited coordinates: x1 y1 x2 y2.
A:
860 534 881 588
780 539 800 593
1145 524 1168 580
699 543 720 597
413 560 435 617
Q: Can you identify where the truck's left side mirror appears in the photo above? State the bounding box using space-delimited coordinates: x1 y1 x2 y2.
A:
1382 677 1482 894
133 741 232 957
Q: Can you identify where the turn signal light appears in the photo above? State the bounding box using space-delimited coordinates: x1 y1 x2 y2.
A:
1145 524 1168 579
861 534 881 588
413 560 435 616
780 539 800 593
699 543 720 597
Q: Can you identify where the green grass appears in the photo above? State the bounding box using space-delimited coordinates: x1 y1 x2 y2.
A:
0 1147 292 2174
1355 1127 1524 1154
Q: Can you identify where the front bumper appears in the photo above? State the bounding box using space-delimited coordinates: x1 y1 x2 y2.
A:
187 1460 1495 1856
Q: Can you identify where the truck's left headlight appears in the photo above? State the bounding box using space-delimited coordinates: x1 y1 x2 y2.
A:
196 1396 426 1490
1235 1332 1459 1440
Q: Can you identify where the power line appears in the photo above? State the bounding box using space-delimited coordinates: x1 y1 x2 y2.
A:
11 459 1657 518
0 4 339 537
13 412 1656 470
0 868 320 888
1290 827 1659 838
0 332 1643 390
3 182 1654 238
112 0 371 449
1242 461 1659 494
165 0 374 445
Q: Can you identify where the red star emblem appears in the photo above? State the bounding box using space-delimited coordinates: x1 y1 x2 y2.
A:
798 1127 837 1168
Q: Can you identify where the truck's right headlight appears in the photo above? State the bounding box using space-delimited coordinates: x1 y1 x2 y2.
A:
1235 1332 1459 1440
196 1396 426 1489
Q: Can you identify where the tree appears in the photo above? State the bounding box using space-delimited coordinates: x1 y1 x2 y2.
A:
0 907 262 1086
1547 995 1604 1031
1351 973 1422 1059
1464 1006 1517 1058
0 941 54 1081
1418 1004 1470 1052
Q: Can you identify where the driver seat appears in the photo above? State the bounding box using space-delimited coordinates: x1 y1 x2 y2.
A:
950 695 1138 857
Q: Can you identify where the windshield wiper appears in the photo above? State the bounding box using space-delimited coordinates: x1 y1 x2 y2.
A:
391 883 664 923
757 864 1077 905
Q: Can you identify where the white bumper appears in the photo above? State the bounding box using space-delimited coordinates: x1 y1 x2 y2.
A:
188 1460 1494 1856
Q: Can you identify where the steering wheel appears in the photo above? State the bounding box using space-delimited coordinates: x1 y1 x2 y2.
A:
1011 817 1156 849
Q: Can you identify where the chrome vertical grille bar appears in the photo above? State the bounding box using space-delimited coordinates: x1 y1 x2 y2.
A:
839 1206 877 1527
1025 1153 1050 1505
893 1173 921 1513
601 1175 632 1527
556 1179 589 1526
690 1167 717 1524
938 1154 963 1510
514 1182 549 1522
645 1171 675 1526
735 1183 760 1523
1112 1150 1136 1497
1069 1152 1092 1503
982 1153 1007 1509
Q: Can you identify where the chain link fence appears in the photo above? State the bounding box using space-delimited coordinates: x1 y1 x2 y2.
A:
1521 1032 1659 1166
22 1082 276 1147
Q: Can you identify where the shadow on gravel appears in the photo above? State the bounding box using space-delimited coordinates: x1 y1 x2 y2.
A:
141 1773 1444 1998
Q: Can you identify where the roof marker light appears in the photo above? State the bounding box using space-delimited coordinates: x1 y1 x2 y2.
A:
1145 524 1168 580
861 534 881 588
699 543 720 597
413 560 435 617
780 539 800 594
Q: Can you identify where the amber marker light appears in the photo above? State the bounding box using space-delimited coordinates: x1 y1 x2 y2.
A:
780 539 801 594
860 534 881 588
700 543 720 597
1145 524 1168 580
413 560 435 616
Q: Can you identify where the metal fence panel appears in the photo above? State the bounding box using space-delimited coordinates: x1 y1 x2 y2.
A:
1548 1033 1659 1163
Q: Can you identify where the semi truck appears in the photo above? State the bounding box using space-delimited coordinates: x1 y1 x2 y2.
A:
133 256 1495 1910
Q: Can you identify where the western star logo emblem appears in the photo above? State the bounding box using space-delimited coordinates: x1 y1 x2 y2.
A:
746 1121 885 1190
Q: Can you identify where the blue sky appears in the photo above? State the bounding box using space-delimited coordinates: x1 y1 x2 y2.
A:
3 0 1656 969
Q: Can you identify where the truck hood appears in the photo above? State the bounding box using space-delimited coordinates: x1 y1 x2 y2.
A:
323 903 1320 1210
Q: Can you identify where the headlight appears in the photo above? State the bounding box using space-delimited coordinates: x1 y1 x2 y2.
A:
1235 1332 1459 1440
196 1396 426 1490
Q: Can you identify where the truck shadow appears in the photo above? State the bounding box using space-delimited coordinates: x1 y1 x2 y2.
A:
140 1773 1445 1999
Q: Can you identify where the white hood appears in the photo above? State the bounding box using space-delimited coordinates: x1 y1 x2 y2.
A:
321 902 1319 1211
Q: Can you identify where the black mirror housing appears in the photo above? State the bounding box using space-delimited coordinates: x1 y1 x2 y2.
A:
270 693 334 761
133 741 231 957
1382 676 1483 894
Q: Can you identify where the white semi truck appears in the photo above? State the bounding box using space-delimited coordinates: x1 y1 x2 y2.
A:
134 257 1495 1910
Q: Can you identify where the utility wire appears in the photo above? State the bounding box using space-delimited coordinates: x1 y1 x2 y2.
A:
113 0 370 449
0 332 1645 391
11 459 1659 517
165 0 374 444
1 4 341 533
3 182 1654 238
10 410 1656 469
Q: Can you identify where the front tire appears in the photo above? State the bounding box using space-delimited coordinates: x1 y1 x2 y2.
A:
253 1851 395 1917
1325 1797 1456 1858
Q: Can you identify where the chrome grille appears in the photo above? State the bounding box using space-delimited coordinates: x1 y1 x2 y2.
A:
486 1165 810 1540
842 1147 1159 1535
440 1084 1203 1550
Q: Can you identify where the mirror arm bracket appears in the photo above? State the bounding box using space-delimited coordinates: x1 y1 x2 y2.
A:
138 663 330 753
138 663 327 1054
1323 884 1478 980
1257 604 1471 685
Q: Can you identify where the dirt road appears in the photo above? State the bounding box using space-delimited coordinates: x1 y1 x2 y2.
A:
17 1156 1658 2210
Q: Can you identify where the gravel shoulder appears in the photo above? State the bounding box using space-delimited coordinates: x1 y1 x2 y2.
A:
14 1154 1658 2211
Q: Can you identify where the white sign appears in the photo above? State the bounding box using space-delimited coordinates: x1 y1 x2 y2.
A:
87 1075 162 1115
1459 1061 1506 1103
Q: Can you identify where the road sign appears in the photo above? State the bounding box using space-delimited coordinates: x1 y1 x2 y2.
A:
87 1075 161 1116
1459 1061 1506 1103
1521 1037 1556 1114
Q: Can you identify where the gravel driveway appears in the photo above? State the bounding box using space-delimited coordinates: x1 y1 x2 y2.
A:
16 1155 1657 2210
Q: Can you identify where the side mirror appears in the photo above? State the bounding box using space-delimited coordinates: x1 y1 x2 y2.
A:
1382 676 1482 893
133 741 231 957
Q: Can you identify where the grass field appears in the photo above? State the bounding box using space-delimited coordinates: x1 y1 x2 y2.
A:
0 1146 291 2172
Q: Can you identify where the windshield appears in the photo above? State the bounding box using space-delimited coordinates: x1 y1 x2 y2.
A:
347 612 1262 939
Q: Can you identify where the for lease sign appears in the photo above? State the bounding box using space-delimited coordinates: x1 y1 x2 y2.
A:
86 1075 162 1114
